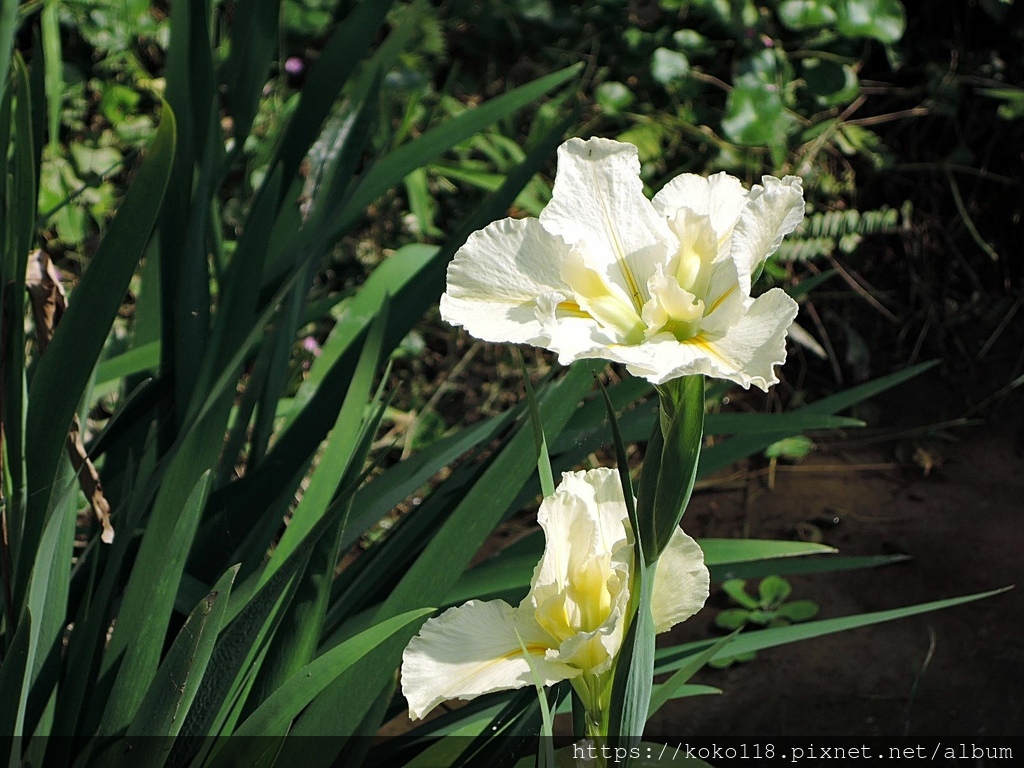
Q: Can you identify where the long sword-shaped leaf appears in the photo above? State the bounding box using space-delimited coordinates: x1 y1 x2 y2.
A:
108 567 239 768
21 103 175 599
96 470 213 739
218 0 280 147
0 610 32 753
324 65 581 245
205 608 431 768
246 301 391 707
285 362 597 765
655 587 1011 674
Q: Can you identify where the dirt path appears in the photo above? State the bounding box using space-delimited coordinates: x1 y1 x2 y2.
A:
649 432 1023 749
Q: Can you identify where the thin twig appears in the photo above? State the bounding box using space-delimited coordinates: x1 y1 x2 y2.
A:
827 256 900 323
945 165 1001 262
979 296 1023 360
846 106 930 126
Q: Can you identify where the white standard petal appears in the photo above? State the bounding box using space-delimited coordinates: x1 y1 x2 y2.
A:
551 468 631 557
652 171 750 240
651 528 710 634
440 217 570 344
539 138 676 309
401 600 576 720
729 175 804 289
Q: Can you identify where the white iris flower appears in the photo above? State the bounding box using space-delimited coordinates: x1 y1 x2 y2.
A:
401 468 709 720
440 137 805 390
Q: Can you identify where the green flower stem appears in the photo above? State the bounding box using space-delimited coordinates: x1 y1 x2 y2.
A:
636 374 705 563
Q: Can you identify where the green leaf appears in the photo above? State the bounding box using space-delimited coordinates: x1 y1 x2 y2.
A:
723 82 790 147
657 587 1012 673
515 632 556 768
699 362 938 477
219 0 280 145
274 0 394 187
96 470 212 739
713 553 908 582
21 101 175 594
650 48 689 86
714 608 751 630
701 538 835 565
209 609 432 763
14 461 77 740
722 579 758 608
0 0 17 105
758 575 793 605
777 599 820 622
770 436 815 460
111 567 238 765
706 412 863 434
605 376 653 755
0 611 33 757
836 0 906 43
777 0 838 29
596 81 635 115
802 58 860 107
647 632 737 719
248 303 392 704
292 362 597 755
520 353 555 498
606 581 655 753
329 64 581 241
93 341 161 388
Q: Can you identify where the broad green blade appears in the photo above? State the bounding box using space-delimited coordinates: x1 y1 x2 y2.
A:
211 609 431 755
0 0 16 104
704 412 864 433
219 0 280 145
288 362 597 757
2 55 35 571
713 553 909 581
273 0 394 187
647 633 736 719
214 109 577 565
325 64 581 242
608 570 655 751
601 377 655 752
93 341 161 388
40 0 60 152
96 470 212 739
14 460 77 740
21 102 175 596
520 353 555 498
700 362 939 477
247 301 391 705
0 610 32 758
700 539 835 565
655 587 1011 673
197 165 282 424
110 567 239 766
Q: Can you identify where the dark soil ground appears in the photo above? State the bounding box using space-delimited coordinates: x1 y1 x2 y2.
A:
648 415 1023 756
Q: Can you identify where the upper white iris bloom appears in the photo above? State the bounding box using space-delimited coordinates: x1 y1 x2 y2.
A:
440 137 804 390
401 467 709 720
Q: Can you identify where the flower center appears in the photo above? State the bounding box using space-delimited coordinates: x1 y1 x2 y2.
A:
640 210 720 342
559 249 646 344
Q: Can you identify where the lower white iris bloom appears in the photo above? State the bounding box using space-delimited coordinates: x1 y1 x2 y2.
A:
440 137 804 390
401 467 710 720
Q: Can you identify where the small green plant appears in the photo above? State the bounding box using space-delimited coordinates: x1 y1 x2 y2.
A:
711 576 820 667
